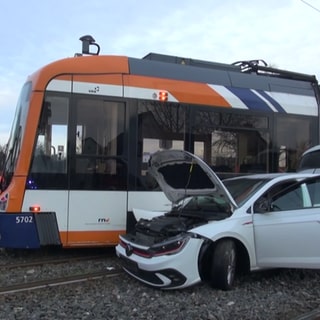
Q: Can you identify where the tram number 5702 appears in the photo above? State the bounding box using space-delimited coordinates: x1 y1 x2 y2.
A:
16 216 33 224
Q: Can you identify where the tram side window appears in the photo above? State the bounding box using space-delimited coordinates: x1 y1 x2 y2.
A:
276 116 316 172
29 95 69 189
71 98 127 190
192 108 270 178
137 101 186 190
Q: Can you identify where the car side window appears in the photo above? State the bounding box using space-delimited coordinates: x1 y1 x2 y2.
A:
254 181 304 213
254 177 320 213
270 184 304 211
305 177 320 207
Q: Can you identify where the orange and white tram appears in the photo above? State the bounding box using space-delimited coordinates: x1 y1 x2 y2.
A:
0 35 319 248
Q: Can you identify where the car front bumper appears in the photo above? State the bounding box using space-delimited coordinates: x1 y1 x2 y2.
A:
115 237 204 289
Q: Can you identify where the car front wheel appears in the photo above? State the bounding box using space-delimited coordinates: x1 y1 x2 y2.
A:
209 239 236 290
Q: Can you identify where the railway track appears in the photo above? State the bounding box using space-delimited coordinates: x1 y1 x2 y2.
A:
0 247 123 295
1 248 319 319
0 253 111 270
0 268 123 295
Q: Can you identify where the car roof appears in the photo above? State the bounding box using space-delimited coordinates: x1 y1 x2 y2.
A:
223 172 320 182
302 144 320 156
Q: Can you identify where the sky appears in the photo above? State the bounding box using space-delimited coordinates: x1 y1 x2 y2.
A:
1 0 320 145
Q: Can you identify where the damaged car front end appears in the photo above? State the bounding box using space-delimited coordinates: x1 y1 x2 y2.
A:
116 149 236 289
117 150 320 290
118 230 204 288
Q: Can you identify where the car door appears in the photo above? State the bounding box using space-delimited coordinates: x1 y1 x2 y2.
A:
252 177 320 268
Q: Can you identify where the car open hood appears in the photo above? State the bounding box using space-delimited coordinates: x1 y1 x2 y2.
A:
148 149 237 208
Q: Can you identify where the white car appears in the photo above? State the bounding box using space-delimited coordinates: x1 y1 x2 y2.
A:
116 150 320 290
298 144 320 173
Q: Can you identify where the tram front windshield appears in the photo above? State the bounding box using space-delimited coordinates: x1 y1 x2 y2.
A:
0 82 32 191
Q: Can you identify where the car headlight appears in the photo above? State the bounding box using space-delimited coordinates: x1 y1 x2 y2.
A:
149 234 190 257
119 234 191 258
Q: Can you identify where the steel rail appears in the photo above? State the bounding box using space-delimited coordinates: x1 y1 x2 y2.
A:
0 254 112 270
293 308 320 320
0 269 123 295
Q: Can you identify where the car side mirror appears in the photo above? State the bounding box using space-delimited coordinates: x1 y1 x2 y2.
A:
253 197 269 213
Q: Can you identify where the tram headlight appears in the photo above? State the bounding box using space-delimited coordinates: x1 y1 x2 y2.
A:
29 205 41 213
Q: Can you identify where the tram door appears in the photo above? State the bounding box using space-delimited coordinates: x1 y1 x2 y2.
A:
67 86 128 246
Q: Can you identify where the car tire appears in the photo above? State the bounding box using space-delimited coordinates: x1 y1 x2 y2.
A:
209 239 236 290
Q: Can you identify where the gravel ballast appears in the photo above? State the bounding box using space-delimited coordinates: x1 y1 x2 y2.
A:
0 249 319 320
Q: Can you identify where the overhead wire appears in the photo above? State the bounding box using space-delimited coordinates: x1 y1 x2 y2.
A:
300 0 320 13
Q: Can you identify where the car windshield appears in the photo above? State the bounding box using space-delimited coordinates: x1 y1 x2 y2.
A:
170 195 232 220
223 177 271 206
